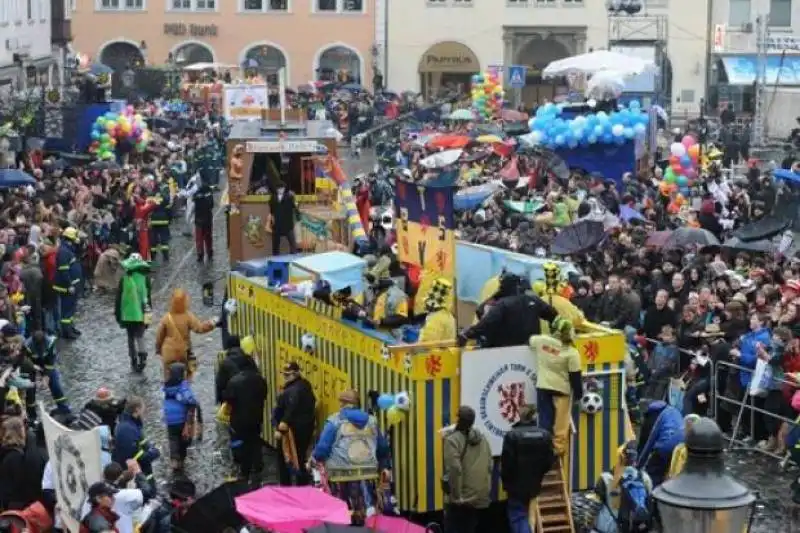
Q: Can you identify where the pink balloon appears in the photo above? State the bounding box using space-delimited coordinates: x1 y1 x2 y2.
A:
685 168 697 179
682 135 695 148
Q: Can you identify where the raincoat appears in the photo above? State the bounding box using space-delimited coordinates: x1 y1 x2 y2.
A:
155 289 215 378
115 256 152 326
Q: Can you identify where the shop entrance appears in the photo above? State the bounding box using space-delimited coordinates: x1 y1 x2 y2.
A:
418 41 479 100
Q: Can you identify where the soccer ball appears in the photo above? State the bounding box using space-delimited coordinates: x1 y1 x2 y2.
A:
581 392 604 414
223 298 238 316
394 391 411 411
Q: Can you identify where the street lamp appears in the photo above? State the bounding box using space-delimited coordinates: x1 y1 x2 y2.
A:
653 417 756 533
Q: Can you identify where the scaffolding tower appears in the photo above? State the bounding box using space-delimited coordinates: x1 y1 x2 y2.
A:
607 13 669 105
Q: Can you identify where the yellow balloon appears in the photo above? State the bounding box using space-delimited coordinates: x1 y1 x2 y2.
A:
386 406 404 426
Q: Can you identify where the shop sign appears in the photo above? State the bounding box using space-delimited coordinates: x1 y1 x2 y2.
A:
246 140 320 153
163 23 218 37
766 35 800 52
425 54 474 68
419 42 479 73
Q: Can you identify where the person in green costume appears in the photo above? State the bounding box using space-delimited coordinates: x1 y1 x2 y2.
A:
115 253 153 372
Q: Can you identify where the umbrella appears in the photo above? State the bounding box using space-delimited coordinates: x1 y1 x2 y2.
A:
306 525 371 533
340 83 364 92
171 480 249 533
619 205 645 223
550 220 606 255
516 145 570 181
501 109 528 121
645 230 672 248
504 199 545 214
455 182 503 211
462 151 490 163
773 168 800 185
89 160 120 170
145 117 174 130
543 50 655 78
419 149 463 169
89 62 113 75
365 515 430 533
732 216 789 242
662 227 720 250
476 134 503 144
447 109 474 121
722 236 778 254
503 122 530 136
235 486 351 532
586 70 628 100
297 84 316 94
0 169 35 188
427 135 471 149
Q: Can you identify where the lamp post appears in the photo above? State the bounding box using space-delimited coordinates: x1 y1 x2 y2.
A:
653 417 756 533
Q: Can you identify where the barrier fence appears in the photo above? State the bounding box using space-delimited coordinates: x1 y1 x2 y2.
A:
639 336 798 467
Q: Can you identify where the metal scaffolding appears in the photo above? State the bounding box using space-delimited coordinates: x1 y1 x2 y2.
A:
752 14 769 146
607 13 669 104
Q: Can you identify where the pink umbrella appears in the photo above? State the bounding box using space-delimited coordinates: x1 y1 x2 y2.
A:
365 515 431 533
235 486 351 533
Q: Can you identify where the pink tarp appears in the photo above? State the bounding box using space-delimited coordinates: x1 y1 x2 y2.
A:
235 486 351 533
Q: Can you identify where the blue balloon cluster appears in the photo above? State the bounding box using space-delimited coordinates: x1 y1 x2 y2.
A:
526 100 649 150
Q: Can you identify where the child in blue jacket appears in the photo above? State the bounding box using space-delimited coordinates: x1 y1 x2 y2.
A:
163 362 202 473
113 396 161 481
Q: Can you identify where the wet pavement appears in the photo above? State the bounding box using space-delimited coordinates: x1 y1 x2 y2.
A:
51 148 799 528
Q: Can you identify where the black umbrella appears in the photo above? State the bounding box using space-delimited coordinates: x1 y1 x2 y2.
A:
297 83 316 94
516 145 570 181
171 480 250 533
305 524 371 533
145 117 174 131
662 227 720 250
550 220 606 255
57 151 93 163
89 160 120 170
722 235 779 254
503 122 530 136
732 216 790 242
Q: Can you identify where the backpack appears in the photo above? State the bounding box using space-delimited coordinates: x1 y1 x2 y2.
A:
617 469 653 533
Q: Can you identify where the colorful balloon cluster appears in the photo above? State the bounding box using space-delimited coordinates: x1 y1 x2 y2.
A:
89 105 151 160
665 135 701 193
377 391 412 426
525 100 649 149
470 71 504 120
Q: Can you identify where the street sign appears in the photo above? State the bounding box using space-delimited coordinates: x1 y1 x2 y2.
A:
508 65 526 88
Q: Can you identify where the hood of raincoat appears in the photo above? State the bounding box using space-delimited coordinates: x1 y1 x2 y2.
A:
169 288 190 313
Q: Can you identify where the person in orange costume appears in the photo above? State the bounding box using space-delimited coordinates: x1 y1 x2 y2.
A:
132 187 159 260
155 288 216 380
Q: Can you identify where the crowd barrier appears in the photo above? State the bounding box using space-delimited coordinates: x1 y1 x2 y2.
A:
639 336 798 467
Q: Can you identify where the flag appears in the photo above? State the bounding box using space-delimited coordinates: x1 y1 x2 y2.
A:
394 178 456 277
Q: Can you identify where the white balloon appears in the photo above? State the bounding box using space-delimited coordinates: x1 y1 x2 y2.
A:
670 142 687 157
611 124 625 137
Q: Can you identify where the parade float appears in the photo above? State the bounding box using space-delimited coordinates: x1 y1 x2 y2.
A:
225 179 629 529
225 119 366 262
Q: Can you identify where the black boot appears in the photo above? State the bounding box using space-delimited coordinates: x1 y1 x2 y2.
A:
129 351 138 372
136 352 147 372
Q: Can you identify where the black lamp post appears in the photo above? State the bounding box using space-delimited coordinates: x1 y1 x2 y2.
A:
653 417 756 533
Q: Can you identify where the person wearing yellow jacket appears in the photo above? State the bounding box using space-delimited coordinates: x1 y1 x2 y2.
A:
667 413 702 478
418 278 456 343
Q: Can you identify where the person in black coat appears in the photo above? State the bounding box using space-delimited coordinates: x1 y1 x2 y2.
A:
274 360 317 486
501 405 556 531
214 336 249 405
269 180 299 255
193 179 215 262
224 351 268 483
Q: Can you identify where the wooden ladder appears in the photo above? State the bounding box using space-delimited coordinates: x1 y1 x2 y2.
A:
535 457 575 533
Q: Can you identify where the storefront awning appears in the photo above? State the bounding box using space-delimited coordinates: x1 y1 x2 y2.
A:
418 41 479 74
718 54 800 85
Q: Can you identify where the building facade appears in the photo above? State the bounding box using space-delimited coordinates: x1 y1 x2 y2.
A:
384 0 708 112
710 0 800 133
0 0 59 90
70 0 377 87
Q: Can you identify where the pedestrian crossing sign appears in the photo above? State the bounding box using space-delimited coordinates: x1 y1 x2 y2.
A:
509 65 526 89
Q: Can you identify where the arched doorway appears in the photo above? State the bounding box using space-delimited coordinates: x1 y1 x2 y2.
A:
172 42 215 66
241 43 287 86
99 41 145 98
418 41 479 100
316 44 362 84
515 36 572 105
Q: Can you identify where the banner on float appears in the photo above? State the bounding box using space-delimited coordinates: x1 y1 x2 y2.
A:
41 406 104 533
393 179 457 277
223 84 268 120
460 346 537 456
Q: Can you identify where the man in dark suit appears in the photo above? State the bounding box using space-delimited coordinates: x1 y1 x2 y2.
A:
269 181 299 255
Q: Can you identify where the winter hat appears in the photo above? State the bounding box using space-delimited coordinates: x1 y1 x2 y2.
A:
241 335 256 356
424 278 452 313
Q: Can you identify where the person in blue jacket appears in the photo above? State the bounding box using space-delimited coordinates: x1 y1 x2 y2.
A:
162 362 201 473
113 396 161 481
637 400 684 487
731 313 771 389
24 330 71 414
54 227 83 340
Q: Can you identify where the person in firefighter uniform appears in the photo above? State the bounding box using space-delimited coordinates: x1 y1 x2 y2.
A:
148 179 172 262
54 227 82 340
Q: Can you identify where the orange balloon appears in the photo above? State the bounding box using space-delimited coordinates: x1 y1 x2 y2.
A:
687 144 700 158
669 155 679 164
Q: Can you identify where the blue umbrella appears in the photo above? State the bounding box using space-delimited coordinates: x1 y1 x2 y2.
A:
0 169 36 188
340 83 364 92
89 62 114 75
773 168 800 185
620 205 645 222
